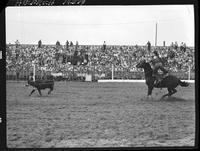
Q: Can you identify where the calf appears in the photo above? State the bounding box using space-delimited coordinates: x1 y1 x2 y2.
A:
26 79 54 96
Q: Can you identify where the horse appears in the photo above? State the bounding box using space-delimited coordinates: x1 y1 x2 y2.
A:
136 60 189 98
25 79 54 96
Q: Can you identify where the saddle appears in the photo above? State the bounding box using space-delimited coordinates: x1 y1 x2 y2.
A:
153 73 169 86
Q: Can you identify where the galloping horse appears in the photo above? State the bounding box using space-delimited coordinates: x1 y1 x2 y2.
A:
26 79 54 96
136 60 189 98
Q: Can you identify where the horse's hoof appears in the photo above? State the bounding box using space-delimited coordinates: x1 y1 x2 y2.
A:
147 95 153 100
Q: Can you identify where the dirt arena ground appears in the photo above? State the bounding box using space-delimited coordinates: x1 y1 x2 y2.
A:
6 81 195 148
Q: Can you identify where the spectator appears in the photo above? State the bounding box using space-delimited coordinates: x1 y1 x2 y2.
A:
174 41 178 50
170 42 174 48
66 40 69 50
163 41 165 47
6 40 194 80
183 43 187 52
38 40 42 48
15 40 20 48
75 41 79 51
146 41 151 52
167 48 175 59
103 41 106 50
70 41 73 47
180 42 184 51
56 40 61 47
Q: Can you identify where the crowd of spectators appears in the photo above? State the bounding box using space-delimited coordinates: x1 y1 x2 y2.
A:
6 40 195 80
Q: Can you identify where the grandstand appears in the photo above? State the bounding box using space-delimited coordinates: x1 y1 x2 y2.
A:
6 43 195 81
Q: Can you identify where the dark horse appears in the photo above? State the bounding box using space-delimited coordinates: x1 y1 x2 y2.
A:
136 60 189 98
26 79 54 96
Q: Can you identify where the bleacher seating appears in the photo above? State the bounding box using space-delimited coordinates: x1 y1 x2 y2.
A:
6 43 195 80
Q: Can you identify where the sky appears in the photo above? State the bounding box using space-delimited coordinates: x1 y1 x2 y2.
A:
6 5 194 46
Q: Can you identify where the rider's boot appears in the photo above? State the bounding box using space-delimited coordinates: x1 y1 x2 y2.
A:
153 75 159 85
156 72 168 86
156 77 161 85
157 77 162 84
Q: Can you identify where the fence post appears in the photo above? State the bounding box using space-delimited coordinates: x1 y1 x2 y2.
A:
188 65 191 80
112 64 114 80
33 63 36 81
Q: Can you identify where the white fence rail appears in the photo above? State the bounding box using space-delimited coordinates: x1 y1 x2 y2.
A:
98 79 195 83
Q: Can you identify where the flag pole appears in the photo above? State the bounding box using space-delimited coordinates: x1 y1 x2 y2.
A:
155 22 157 46
112 64 114 80
188 65 191 80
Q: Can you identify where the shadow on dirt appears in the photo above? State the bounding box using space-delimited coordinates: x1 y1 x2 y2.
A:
161 97 190 102
139 96 191 102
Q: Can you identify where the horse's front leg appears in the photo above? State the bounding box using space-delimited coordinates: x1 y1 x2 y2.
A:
147 86 154 98
37 88 42 96
48 88 53 95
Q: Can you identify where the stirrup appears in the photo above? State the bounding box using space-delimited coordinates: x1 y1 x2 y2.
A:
154 80 159 85
155 78 161 84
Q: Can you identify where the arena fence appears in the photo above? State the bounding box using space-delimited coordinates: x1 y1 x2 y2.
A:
98 79 195 83
6 70 195 82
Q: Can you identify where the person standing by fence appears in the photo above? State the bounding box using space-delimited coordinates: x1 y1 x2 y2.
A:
103 41 106 51
38 40 42 48
147 41 151 52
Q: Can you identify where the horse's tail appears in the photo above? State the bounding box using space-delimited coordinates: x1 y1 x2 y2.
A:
179 80 189 87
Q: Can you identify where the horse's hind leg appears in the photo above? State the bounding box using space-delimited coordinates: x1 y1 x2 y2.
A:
169 88 177 97
48 89 51 95
48 86 54 95
162 88 172 98
37 89 42 96
48 88 53 95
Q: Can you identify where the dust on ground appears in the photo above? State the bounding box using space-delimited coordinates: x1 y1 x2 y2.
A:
6 81 195 148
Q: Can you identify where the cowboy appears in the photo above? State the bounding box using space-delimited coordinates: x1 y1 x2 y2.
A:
150 50 168 85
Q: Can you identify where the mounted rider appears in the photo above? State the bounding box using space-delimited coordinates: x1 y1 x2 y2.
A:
150 50 169 85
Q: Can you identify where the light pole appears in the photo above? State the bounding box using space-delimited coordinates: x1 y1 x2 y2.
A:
155 22 158 46
188 64 191 80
